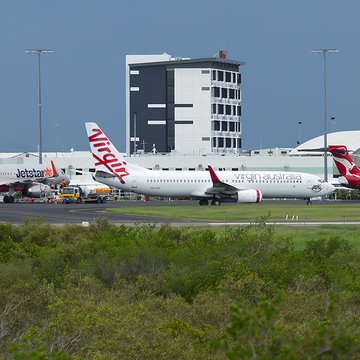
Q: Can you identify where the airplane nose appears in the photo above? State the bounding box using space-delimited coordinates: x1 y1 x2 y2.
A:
328 183 336 193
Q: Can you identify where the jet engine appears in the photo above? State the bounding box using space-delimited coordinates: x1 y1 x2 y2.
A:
26 184 52 198
236 189 262 203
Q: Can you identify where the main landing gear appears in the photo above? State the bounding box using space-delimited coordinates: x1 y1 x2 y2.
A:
306 198 312 205
3 195 15 203
199 198 221 206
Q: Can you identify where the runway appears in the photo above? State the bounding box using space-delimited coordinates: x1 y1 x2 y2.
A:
0 199 359 227
0 200 212 226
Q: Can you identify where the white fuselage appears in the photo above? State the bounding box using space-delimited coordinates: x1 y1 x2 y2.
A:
95 170 334 199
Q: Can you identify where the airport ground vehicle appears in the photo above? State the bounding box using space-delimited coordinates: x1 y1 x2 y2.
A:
59 184 110 204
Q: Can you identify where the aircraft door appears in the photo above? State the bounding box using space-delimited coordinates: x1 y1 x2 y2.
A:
131 176 138 189
306 177 313 189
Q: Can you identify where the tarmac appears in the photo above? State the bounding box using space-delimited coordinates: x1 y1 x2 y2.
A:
0 199 359 227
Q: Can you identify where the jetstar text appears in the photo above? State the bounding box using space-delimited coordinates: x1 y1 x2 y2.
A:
16 169 44 178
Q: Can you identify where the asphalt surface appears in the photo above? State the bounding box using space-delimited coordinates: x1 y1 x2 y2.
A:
0 199 359 226
0 200 215 226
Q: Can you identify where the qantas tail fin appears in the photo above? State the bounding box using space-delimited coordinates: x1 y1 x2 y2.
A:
328 145 360 177
85 122 144 185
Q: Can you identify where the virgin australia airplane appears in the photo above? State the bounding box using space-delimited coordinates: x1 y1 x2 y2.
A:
0 160 69 203
85 122 335 205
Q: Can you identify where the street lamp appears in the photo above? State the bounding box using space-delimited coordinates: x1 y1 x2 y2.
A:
311 48 338 182
297 121 302 145
25 49 53 164
330 116 336 133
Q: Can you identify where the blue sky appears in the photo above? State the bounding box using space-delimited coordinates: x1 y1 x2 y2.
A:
0 0 358 152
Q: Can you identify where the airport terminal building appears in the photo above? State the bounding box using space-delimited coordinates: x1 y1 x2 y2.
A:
126 52 244 156
2 129 360 185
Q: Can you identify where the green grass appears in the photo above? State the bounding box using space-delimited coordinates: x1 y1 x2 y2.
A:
105 203 360 222
274 225 360 250
104 202 360 249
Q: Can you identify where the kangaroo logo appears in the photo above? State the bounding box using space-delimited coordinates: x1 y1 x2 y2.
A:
330 146 360 177
88 128 129 184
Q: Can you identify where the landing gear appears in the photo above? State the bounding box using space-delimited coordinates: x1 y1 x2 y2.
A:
199 198 221 206
3 195 14 203
306 198 312 205
211 198 221 206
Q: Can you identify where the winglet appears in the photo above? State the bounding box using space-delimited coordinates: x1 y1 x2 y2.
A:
208 165 222 184
50 160 59 177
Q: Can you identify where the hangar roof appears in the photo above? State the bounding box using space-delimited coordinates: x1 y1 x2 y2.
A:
289 130 360 155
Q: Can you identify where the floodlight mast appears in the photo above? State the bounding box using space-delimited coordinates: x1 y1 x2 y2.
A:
25 49 53 164
311 48 339 182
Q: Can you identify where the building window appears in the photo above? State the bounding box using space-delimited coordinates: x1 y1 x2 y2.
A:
212 104 217 114
226 105 231 115
229 88 235 99
218 137 224 147
213 121 220 130
212 70 216 80
221 88 227 98
213 87 220 97
226 138 232 147
232 73 236 83
218 71 224 81
212 138 216 147
202 70 210 74
218 104 224 114
229 122 235 131
202 87 210 91
226 72 231 82
222 121 228 131
237 106 241 116
237 74 241 84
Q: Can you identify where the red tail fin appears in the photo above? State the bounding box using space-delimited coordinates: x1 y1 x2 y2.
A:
50 160 59 177
328 145 360 176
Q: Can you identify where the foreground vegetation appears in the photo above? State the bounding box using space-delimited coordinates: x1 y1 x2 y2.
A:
105 202 360 222
1 219 360 359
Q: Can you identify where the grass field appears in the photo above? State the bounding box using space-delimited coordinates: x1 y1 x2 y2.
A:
105 202 360 222
105 202 360 250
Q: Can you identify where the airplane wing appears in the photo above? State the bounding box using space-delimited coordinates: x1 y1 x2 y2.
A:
94 170 118 179
204 165 239 195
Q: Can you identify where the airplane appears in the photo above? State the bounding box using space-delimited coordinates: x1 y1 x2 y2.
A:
327 145 360 190
85 122 335 205
0 160 69 203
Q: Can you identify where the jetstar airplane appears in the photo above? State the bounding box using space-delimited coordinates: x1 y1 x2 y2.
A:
0 160 69 203
328 145 360 190
85 122 335 205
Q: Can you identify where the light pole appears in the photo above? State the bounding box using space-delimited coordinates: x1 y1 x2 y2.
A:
311 48 338 182
26 49 53 164
330 116 336 133
133 112 137 154
297 121 302 145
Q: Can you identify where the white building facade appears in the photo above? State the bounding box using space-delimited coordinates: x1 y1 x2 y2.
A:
126 53 244 156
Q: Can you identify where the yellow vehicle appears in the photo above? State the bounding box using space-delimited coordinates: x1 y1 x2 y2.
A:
59 185 110 204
